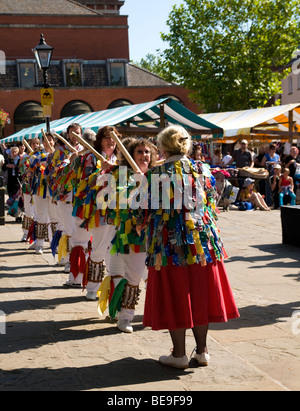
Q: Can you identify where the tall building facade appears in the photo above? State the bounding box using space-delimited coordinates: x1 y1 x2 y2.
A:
0 0 198 138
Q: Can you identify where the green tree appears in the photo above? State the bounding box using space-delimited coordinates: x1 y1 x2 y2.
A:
134 53 167 79
159 0 300 112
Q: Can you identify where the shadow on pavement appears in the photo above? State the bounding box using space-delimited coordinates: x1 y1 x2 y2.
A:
0 357 191 391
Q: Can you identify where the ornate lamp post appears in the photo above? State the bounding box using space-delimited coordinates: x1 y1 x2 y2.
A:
32 34 54 132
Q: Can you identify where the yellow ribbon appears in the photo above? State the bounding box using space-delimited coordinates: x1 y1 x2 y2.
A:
97 276 111 316
58 234 69 262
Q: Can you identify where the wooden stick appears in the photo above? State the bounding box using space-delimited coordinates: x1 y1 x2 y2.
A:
71 131 106 162
41 129 54 153
156 159 165 166
110 131 141 173
23 139 33 154
53 132 78 154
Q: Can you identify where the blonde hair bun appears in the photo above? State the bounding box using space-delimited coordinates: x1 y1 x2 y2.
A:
157 125 191 156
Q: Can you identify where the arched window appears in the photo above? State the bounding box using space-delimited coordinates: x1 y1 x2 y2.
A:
14 101 44 132
156 95 184 105
107 99 133 109
60 100 93 118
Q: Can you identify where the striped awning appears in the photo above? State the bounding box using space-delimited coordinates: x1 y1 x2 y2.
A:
199 103 300 138
2 98 222 143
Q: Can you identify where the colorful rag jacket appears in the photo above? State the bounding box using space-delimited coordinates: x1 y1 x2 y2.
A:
144 156 227 270
19 154 33 195
73 164 146 255
44 145 73 201
29 149 49 197
51 151 99 203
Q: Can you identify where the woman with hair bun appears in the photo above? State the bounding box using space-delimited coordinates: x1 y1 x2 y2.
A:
143 125 239 369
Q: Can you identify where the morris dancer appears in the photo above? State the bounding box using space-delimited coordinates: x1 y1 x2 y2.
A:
143 125 239 369
52 123 84 272
73 126 119 300
29 133 57 254
19 139 38 242
62 129 98 293
98 137 156 333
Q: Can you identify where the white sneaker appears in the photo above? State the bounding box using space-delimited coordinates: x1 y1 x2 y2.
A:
35 246 43 255
194 351 210 366
159 354 189 369
21 233 27 242
117 319 133 333
64 262 71 273
86 292 98 301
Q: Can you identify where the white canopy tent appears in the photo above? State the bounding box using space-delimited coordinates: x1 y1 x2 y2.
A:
199 103 300 140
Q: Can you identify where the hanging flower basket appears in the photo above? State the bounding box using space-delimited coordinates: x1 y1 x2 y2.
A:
0 108 9 127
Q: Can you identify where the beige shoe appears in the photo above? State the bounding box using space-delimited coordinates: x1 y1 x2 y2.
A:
64 262 71 273
194 351 210 366
35 246 43 255
86 292 98 301
159 354 189 369
117 319 133 333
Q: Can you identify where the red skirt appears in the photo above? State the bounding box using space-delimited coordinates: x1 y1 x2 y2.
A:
143 258 239 331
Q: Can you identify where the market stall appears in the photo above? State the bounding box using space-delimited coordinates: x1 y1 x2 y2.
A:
1 98 222 143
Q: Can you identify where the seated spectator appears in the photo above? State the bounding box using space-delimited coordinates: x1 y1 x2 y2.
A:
239 178 271 211
261 143 280 170
284 146 300 193
190 142 206 162
222 151 232 167
270 164 281 209
254 145 268 167
278 168 296 207
211 148 223 167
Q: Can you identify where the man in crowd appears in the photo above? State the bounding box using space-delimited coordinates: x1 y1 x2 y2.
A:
229 139 254 168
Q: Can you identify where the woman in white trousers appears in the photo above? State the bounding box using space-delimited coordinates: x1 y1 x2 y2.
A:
30 134 58 254
82 126 119 300
104 137 156 333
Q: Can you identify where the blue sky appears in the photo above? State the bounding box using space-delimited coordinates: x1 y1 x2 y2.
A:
121 0 183 62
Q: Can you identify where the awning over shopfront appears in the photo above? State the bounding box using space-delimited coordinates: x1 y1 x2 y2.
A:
199 103 300 139
2 98 222 143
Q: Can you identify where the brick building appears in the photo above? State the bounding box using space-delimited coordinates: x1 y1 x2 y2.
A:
0 0 198 138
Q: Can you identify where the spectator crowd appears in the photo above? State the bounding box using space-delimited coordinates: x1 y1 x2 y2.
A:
209 139 300 209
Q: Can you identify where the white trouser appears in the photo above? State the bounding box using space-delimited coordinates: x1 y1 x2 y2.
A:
56 191 73 232
33 194 57 247
107 250 147 322
23 193 34 219
56 200 75 263
68 217 92 287
22 194 34 236
86 224 116 293
56 201 74 237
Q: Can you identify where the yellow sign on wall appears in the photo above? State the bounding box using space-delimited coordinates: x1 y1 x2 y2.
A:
40 88 54 106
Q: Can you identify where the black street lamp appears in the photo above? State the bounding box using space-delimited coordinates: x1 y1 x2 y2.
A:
32 34 54 132
32 33 53 87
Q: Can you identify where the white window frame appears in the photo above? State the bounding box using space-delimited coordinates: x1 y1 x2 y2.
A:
62 59 83 87
107 59 127 86
16 59 38 88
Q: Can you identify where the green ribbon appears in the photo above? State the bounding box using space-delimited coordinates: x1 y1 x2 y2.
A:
109 278 128 319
